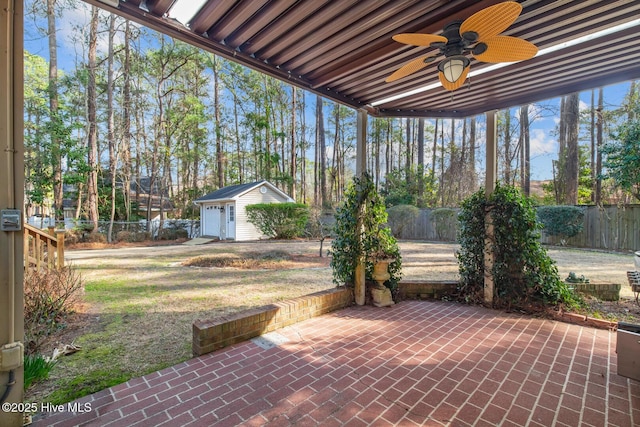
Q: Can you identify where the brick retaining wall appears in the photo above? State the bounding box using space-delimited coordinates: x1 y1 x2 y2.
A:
193 287 354 356
191 278 621 357
399 280 458 300
192 281 460 356
570 282 621 301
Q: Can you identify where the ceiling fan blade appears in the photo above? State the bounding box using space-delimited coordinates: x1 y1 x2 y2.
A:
460 1 522 42
438 66 470 91
386 55 435 82
473 36 538 63
392 33 448 46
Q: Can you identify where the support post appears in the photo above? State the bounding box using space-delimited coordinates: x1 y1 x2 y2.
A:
355 109 367 177
485 110 497 196
354 109 367 305
0 1 25 426
483 110 498 306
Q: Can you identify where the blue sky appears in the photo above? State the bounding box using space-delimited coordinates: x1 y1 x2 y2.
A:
24 3 634 182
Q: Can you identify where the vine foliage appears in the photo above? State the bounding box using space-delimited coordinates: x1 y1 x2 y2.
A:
330 173 402 291
456 184 579 310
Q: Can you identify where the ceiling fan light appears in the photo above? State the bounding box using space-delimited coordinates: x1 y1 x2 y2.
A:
438 56 470 83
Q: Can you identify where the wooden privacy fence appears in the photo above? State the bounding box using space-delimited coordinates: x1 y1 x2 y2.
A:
540 205 640 251
24 224 65 270
395 208 460 242
397 205 640 252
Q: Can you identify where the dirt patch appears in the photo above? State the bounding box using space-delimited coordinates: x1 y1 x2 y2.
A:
574 296 640 323
182 250 331 269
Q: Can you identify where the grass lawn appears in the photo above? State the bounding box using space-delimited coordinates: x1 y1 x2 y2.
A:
25 240 639 404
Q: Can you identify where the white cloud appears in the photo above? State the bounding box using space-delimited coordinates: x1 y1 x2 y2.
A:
58 4 125 63
579 100 590 111
529 128 557 157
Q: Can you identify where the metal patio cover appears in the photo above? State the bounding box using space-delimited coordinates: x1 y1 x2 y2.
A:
85 0 640 118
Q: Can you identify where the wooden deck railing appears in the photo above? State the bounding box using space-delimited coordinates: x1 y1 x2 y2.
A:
24 223 65 270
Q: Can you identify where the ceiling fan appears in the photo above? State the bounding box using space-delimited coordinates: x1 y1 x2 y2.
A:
385 1 538 91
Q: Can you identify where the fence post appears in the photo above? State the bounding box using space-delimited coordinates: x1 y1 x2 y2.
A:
23 227 29 267
56 230 65 270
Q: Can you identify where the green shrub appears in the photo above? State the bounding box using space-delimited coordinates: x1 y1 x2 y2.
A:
387 204 420 238
431 208 459 241
24 353 57 390
456 184 579 310
536 205 585 239
330 173 402 292
157 228 188 240
245 203 309 239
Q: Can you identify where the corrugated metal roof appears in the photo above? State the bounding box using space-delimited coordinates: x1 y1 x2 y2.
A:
84 0 640 118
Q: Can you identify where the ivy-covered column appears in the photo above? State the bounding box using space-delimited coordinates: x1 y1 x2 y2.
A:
484 110 498 306
483 205 495 306
354 201 366 305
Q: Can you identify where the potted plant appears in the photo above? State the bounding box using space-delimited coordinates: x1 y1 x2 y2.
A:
330 173 402 306
365 226 401 307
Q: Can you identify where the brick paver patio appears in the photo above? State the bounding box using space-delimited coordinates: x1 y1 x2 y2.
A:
33 301 639 426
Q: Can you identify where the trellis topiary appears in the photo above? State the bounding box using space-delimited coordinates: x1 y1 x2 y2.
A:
456 183 580 311
330 173 402 292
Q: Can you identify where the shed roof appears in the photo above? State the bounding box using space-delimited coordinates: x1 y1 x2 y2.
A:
84 0 640 118
194 180 292 203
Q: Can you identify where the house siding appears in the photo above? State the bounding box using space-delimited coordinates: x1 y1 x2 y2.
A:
235 185 290 241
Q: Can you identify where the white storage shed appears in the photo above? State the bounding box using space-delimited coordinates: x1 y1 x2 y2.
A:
194 180 294 241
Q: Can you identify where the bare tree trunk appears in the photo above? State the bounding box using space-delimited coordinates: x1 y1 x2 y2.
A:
374 121 381 189
417 117 425 203
263 76 273 180
440 121 445 206
122 20 132 222
47 0 63 221
556 96 568 203
520 104 530 196
503 109 512 184
405 118 412 180
628 81 637 121
431 118 439 193
107 14 118 242
316 96 328 208
330 105 340 201
290 85 297 198
300 94 306 202
87 6 100 232
595 88 604 205
448 118 456 204
385 119 392 181
590 90 596 203
232 91 242 183
213 56 224 188
565 93 580 204
469 117 477 193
